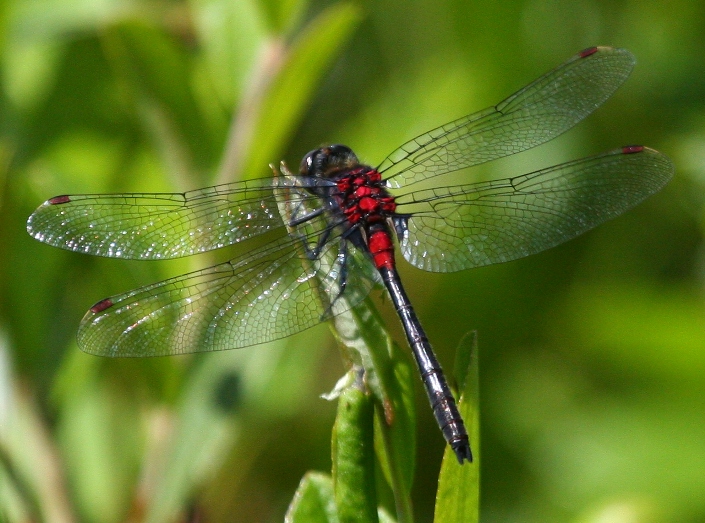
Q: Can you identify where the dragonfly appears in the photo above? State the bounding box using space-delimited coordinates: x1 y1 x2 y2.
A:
27 46 674 464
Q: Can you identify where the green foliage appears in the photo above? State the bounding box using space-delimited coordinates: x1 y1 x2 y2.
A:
286 472 337 522
1 0 703 522
331 371 379 523
435 333 480 523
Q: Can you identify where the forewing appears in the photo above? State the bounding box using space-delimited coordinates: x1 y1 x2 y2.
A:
379 47 636 189
26 177 330 260
394 147 674 272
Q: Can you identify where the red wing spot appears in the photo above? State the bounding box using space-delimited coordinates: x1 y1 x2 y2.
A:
621 145 644 154
90 298 114 314
48 195 71 205
579 46 599 58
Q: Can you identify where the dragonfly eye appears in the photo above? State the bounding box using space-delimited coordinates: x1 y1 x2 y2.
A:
299 150 316 175
299 145 359 178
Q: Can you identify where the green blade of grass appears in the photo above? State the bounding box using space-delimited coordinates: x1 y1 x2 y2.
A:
434 332 480 523
332 368 378 523
227 2 362 183
286 472 338 523
102 20 218 186
332 302 416 523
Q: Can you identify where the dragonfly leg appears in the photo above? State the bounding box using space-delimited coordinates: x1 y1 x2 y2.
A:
286 202 334 261
320 235 350 319
295 225 332 261
288 205 324 227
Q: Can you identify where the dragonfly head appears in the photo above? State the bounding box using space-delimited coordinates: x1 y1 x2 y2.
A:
300 145 359 179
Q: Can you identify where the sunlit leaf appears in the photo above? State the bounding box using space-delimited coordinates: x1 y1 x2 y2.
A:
286 472 338 523
331 371 378 523
434 333 479 523
233 2 362 182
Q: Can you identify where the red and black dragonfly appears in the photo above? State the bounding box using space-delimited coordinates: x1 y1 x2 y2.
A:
27 47 673 464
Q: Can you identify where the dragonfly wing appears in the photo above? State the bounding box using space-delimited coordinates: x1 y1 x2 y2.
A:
394 147 674 273
77 226 377 357
379 47 636 189
26 177 329 260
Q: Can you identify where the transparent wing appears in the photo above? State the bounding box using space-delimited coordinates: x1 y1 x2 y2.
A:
26 177 334 260
77 223 378 357
394 147 674 272
379 47 636 189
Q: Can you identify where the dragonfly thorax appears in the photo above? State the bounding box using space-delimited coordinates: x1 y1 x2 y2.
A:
334 167 396 226
300 144 397 227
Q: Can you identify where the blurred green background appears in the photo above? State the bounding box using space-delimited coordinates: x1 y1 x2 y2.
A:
0 0 703 521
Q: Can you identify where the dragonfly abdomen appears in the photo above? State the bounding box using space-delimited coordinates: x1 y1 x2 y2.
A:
378 264 472 464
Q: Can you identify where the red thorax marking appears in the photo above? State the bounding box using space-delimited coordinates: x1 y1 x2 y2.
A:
336 168 396 225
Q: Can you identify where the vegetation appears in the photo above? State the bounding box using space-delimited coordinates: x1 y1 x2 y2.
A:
0 0 702 521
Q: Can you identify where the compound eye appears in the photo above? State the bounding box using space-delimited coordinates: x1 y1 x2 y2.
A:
299 149 318 175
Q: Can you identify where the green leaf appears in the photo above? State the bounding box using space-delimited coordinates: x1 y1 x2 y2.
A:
143 329 326 522
257 0 309 34
331 301 415 523
286 472 338 523
377 507 398 523
56 370 143 523
144 353 244 523
226 2 362 182
332 371 378 523
190 0 269 106
102 20 218 185
434 332 480 523
372 339 417 518
0 440 44 523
